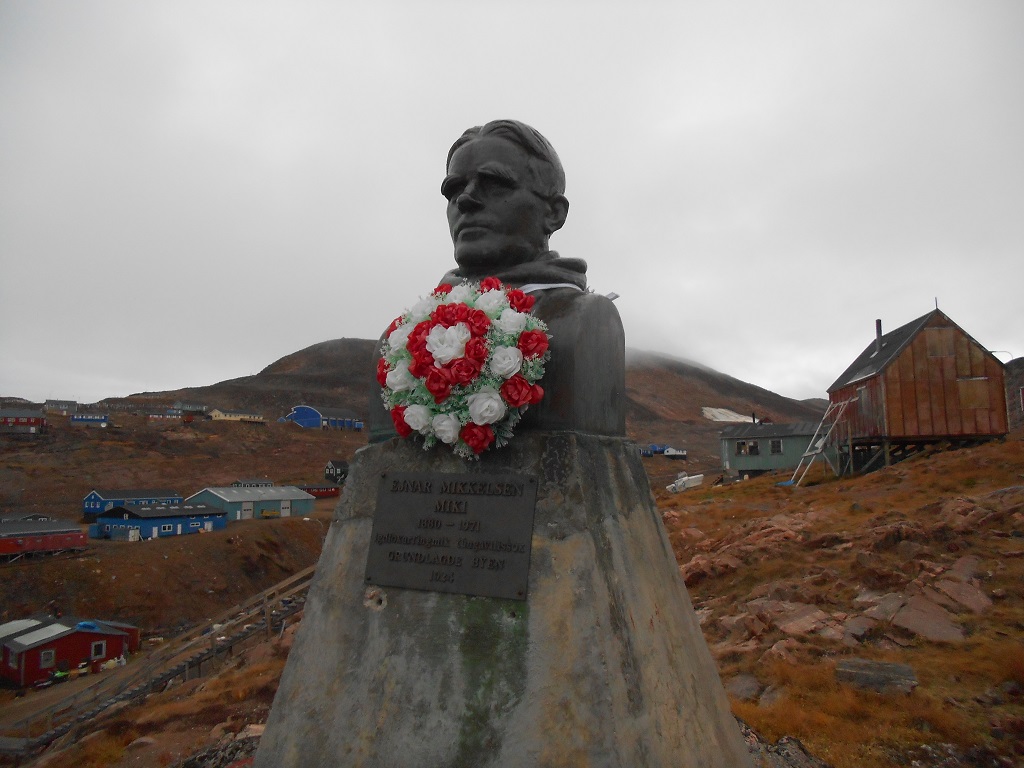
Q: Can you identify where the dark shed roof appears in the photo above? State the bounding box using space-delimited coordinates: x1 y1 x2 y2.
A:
0 520 83 538
828 310 938 392
100 503 225 520
720 422 820 440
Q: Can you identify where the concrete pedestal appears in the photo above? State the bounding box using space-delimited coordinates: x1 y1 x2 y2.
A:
255 433 750 767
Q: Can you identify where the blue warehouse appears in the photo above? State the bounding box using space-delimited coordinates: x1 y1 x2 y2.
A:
282 405 363 431
90 503 226 540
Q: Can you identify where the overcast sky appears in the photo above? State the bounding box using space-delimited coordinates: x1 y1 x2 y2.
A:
2 1 1021 406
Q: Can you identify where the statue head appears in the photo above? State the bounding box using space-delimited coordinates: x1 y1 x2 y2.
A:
442 120 570 275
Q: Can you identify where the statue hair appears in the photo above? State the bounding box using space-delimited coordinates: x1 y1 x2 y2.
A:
447 119 565 199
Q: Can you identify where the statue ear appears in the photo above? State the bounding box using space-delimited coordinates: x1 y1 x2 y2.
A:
544 195 569 235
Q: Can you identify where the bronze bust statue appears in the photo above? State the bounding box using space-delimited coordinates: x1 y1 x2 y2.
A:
370 119 625 440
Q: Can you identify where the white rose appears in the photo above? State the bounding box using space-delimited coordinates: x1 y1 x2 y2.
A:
496 308 527 335
387 323 414 354
473 289 507 317
402 404 432 433
385 362 416 392
446 283 475 304
426 322 471 365
488 346 523 379
432 413 461 444
409 295 440 322
467 387 507 425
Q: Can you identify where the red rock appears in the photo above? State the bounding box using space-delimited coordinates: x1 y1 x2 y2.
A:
935 579 992 614
891 596 964 642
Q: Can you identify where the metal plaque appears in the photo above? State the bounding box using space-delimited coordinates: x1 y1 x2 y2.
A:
365 471 537 600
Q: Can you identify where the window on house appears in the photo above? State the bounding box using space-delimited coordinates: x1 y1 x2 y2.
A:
189 522 200 527
9 651 19 669
91 641 106 660
925 328 955 357
770 439 783 455
735 441 748 456
748 440 760 456
40 649 55 669
160 524 173 533
957 378 990 409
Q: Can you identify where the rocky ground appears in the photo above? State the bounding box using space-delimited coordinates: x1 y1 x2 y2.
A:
664 437 1024 767
4 420 1022 766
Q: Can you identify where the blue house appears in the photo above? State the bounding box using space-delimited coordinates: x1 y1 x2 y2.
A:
720 422 836 477
82 489 183 518
70 413 109 428
282 405 363 431
89 503 226 540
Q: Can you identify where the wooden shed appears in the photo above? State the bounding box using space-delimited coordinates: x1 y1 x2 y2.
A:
827 309 1007 472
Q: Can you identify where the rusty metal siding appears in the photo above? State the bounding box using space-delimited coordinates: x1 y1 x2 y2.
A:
832 314 1007 441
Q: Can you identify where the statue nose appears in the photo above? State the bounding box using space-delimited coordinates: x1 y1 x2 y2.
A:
456 189 483 213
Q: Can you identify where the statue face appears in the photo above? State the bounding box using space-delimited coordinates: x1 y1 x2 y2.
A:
443 136 557 273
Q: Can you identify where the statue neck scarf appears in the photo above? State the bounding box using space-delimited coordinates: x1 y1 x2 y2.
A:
440 251 588 292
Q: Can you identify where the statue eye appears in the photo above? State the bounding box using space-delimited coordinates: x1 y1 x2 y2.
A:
441 178 464 201
479 172 516 194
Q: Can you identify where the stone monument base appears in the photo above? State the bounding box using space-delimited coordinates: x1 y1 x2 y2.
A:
255 433 750 767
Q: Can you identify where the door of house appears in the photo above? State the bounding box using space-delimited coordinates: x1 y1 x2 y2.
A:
242 502 253 520
281 499 291 517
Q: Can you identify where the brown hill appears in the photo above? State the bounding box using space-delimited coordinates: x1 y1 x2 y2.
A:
104 339 824 479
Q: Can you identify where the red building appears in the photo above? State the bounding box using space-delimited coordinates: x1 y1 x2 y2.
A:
0 618 140 688
828 309 1007 472
0 409 47 435
0 520 88 562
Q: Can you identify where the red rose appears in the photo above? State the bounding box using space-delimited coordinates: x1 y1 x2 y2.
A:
446 357 482 386
517 329 550 358
506 289 535 313
424 367 453 403
433 283 453 296
407 321 433 354
466 309 491 337
409 352 435 379
464 337 488 363
480 276 503 292
376 358 389 387
460 423 495 454
384 316 403 337
431 303 469 327
500 374 533 407
391 406 413 438
529 383 544 405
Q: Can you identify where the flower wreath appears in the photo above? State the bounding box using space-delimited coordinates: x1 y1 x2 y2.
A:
377 276 550 458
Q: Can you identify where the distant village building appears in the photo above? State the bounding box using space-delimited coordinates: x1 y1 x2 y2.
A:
282 405 363 430
82 489 183 518
146 408 183 421
0 617 140 688
0 520 87 562
186 486 315 521
719 422 831 477
0 409 47 435
70 413 109 428
208 408 265 424
325 459 349 485
827 309 1008 473
232 478 274 488
43 400 78 416
174 401 209 414
1005 358 1024 433
90 504 226 540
